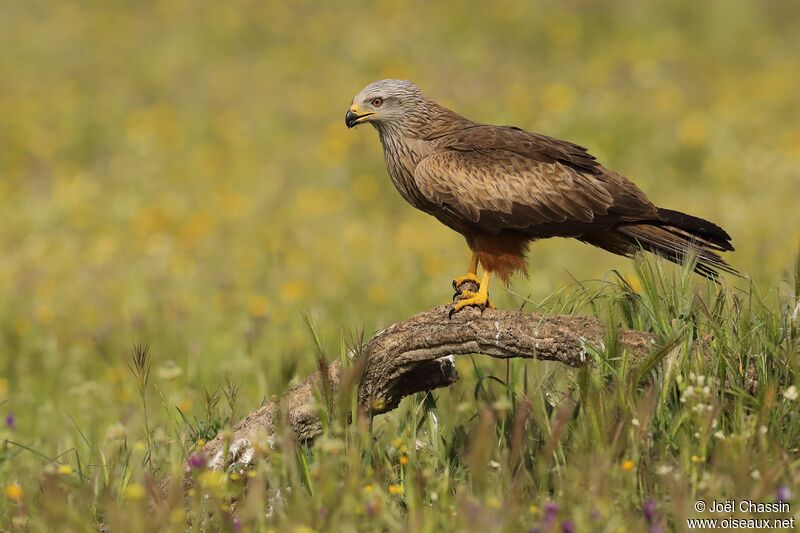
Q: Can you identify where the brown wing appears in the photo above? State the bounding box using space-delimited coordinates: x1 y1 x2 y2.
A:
428 124 603 175
414 125 659 236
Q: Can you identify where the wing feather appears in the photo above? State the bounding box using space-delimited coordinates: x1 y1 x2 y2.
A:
414 126 658 236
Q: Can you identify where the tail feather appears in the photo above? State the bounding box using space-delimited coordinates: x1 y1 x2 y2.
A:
617 225 739 280
581 209 739 281
655 208 734 252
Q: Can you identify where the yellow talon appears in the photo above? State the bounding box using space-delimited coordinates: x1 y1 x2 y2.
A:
450 289 491 316
450 270 493 317
453 272 480 290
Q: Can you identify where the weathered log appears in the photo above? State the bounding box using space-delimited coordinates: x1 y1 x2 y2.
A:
197 304 656 472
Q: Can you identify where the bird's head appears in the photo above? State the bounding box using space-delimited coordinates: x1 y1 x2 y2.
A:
345 79 426 131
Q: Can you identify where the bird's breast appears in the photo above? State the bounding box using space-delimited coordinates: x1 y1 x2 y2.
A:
380 134 435 211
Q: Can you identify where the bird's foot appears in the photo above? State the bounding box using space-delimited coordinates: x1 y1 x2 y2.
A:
452 273 481 300
449 289 494 318
452 272 480 291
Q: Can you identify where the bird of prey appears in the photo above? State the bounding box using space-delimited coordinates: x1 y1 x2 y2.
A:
345 79 737 315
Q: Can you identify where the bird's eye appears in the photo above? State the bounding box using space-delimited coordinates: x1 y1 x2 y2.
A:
371 97 383 108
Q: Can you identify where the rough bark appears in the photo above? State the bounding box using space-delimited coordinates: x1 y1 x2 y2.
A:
198 304 656 472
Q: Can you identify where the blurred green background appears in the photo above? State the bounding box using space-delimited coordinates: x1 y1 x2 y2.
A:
1 0 799 462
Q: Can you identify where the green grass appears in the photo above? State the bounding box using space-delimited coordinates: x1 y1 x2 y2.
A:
2 256 799 531
1 0 799 530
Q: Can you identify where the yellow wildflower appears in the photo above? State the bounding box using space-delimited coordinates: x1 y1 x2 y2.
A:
179 398 193 413
58 464 73 475
367 283 387 305
34 303 54 323
388 484 404 495
248 294 269 317
124 483 145 501
199 470 226 489
622 459 635 471
6 483 22 500
677 114 707 147
279 280 307 302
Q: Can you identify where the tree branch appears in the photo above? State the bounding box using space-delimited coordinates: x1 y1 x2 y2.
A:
198 304 656 471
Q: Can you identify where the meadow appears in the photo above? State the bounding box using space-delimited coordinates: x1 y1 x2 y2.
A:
1 0 799 530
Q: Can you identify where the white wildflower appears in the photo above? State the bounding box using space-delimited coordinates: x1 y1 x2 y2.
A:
783 385 798 401
656 464 673 475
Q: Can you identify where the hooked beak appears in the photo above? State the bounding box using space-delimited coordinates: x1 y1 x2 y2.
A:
345 105 374 128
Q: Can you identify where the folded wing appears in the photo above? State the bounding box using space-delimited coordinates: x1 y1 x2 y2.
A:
414 125 659 236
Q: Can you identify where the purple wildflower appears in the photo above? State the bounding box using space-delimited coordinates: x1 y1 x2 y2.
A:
232 517 242 533
543 501 558 527
776 486 791 502
643 499 657 523
562 520 574 533
462 498 481 524
5 412 14 430
187 451 208 470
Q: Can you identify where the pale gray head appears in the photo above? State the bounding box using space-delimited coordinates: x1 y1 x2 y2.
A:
345 79 428 132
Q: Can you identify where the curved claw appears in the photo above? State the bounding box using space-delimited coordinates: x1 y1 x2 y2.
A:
453 291 491 303
449 290 491 318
